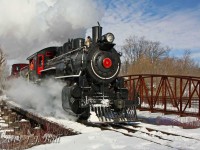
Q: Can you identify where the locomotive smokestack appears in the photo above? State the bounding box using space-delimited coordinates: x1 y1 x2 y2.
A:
92 25 102 43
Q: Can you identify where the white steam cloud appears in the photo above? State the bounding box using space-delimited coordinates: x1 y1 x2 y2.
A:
6 78 76 120
0 0 103 61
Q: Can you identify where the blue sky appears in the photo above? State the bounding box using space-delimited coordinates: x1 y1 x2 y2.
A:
98 0 200 63
151 0 198 9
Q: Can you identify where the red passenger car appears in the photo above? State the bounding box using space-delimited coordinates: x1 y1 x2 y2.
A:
9 63 28 78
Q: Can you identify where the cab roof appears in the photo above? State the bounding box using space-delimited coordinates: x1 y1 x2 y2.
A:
12 63 28 66
27 46 58 60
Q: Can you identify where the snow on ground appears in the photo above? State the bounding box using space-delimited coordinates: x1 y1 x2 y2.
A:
26 120 200 150
26 109 200 150
1 93 200 150
27 109 200 150
28 130 173 150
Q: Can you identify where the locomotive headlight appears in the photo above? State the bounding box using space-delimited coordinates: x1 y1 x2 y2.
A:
106 33 115 43
101 33 115 43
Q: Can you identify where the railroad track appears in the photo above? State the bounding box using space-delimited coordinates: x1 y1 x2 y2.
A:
82 121 200 150
134 124 200 141
0 100 78 149
81 121 176 149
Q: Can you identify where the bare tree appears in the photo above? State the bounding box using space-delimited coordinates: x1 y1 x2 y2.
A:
121 36 137 64
0 48 6 66
0 47 7 91
120 36 200 76
179 49 199 75
121 36 170 64
121 36 171 75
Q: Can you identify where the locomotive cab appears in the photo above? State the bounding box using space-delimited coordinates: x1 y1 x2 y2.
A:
26 47 57 82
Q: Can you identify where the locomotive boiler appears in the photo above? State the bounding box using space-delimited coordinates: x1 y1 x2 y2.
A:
18 24 138 123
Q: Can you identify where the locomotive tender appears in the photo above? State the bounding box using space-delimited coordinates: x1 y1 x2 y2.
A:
13 24 138 123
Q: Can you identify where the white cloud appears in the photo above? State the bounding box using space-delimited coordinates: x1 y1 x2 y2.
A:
0 0 103 62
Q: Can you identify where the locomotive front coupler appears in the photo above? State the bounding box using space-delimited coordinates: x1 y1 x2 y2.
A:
113 99 125 110
113 91 126 110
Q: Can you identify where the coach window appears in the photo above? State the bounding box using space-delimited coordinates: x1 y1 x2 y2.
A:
16 66 20 71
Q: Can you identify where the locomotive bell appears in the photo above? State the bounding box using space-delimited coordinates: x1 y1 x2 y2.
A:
92 26 102 43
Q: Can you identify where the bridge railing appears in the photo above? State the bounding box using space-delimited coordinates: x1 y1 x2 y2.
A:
121 74 200 117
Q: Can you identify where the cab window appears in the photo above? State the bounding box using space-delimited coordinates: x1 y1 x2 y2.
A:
29 59 34 70
38 56 43 67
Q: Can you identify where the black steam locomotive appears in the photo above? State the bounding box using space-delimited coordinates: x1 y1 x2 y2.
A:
15 24 138 123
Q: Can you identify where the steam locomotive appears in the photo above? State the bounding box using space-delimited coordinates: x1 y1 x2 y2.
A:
10 24 138 123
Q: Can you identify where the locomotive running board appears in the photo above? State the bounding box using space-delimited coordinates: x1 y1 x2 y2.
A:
87 106 137 123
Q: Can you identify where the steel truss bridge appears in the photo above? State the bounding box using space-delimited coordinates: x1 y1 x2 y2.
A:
122 74 200 117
